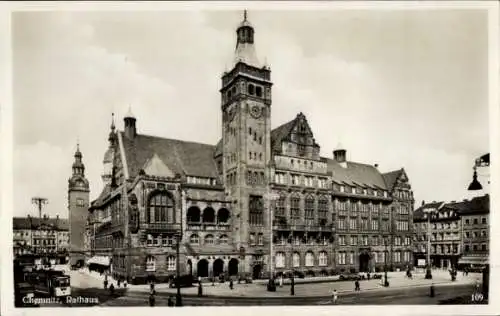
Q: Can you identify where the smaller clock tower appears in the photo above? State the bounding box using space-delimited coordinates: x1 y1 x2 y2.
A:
68 143 90 266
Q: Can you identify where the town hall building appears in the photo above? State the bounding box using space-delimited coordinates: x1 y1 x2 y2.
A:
68 12 415 284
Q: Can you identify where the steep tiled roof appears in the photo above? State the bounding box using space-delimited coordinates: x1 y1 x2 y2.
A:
323 158 388 190
382 169 402 191
413 201 445 221
214 138 222 157
270 119 296 153
120 132 219 179
13 217 69 231
91 184 112 208
447 194 489 215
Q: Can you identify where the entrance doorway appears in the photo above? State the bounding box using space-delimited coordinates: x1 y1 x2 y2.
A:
252 264 262 280
228 258 239 276
187 259 193 276
213 259 224 278
197 259 209 277
359 253 370 272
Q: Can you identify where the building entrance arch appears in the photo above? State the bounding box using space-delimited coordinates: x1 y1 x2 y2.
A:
359 252 371 272
197 259 209 277
213 258 224 277
228 258 239 276
252 264 262 280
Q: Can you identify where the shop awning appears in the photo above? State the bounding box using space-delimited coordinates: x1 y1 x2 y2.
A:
458 256 488 265
87 256 111 266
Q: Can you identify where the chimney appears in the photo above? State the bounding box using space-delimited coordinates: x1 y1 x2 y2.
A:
421 200 425 206
124 107 137 139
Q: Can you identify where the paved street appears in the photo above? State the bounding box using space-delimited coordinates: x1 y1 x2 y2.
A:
63 268 481 306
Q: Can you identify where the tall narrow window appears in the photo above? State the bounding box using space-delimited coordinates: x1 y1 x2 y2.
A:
249 195 264 226
148 192 175 223
290 193 301 220
305 195 315 225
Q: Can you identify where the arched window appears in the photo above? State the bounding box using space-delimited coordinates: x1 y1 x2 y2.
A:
292 252 301 268
187 206 201 223
145 255 155 272
305 251 314 267
166 255 176 271
202 207 215 223
305 195 315 225
190 234 199 244
204 234 214 245
217 208 230 224
148 192 175 223
275 252 285 268
219 234 228 244
318 251 328 266
290 193 301 220
248 84 255 95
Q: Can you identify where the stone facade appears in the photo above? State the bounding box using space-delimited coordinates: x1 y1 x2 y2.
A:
412 195 489 270
75 13 415 284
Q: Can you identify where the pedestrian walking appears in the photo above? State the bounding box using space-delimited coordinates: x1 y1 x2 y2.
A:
229 278 234 290
109 283 115 296
103 279 108 290
198 281 203 297
117 279 121 288
429 283 435 297
331 289 338 304
149 293 155 307
168 296 175 307
354 280 360 291
279 275 283 287
123 280 128 288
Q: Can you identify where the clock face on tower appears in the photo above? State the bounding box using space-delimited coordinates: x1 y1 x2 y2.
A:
250 105 262 119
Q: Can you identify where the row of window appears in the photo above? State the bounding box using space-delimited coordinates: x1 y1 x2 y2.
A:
247 170 266 186
186 176 217 186
248 128 263 144
337 218 390 231
396 221 409 231
465 218 488 225
414 222 460 231
415 232 461 242
337 235 411 246
145 255 176 272
248 151 263 161
464 230 488 239
275 251 328 268
275 235 331 246
464 244 488 252
249 233 264 245
188 234 229 245
333 183 389 198
274 172 328 189
274 194 329 219
337 251 412 265
95 235 125 249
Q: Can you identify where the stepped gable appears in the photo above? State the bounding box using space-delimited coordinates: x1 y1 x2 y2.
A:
120 132 219 179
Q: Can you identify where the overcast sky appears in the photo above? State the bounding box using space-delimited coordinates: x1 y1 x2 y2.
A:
12 8 490 218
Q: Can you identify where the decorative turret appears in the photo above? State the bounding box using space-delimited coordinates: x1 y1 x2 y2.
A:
102 113 117 186
69 142 89 191
124 106 137 139
234 10 260 68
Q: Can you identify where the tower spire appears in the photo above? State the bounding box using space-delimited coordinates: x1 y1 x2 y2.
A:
234 10 260 67
244 9 247 21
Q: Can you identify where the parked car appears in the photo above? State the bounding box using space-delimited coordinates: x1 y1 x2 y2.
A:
169 275 195 288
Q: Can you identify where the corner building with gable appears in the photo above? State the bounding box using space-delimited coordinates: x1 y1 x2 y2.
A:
75 13 415 284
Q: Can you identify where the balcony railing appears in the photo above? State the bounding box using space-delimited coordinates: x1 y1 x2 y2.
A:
186 223 231 231
141 222 181 232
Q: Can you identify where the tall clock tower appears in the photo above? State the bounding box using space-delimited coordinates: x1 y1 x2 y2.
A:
68 143 90 266
220 11 273 265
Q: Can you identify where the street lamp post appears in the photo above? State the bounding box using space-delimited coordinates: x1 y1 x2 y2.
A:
175 232 182 306
424 209 433 279
384 238 389 287
266 192 279 292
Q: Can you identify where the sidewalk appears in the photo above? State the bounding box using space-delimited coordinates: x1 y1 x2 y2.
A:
123 271 479 298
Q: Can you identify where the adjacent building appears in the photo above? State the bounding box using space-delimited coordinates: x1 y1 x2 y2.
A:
68 12 415 284
413 194 489 270
13 215 69 263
